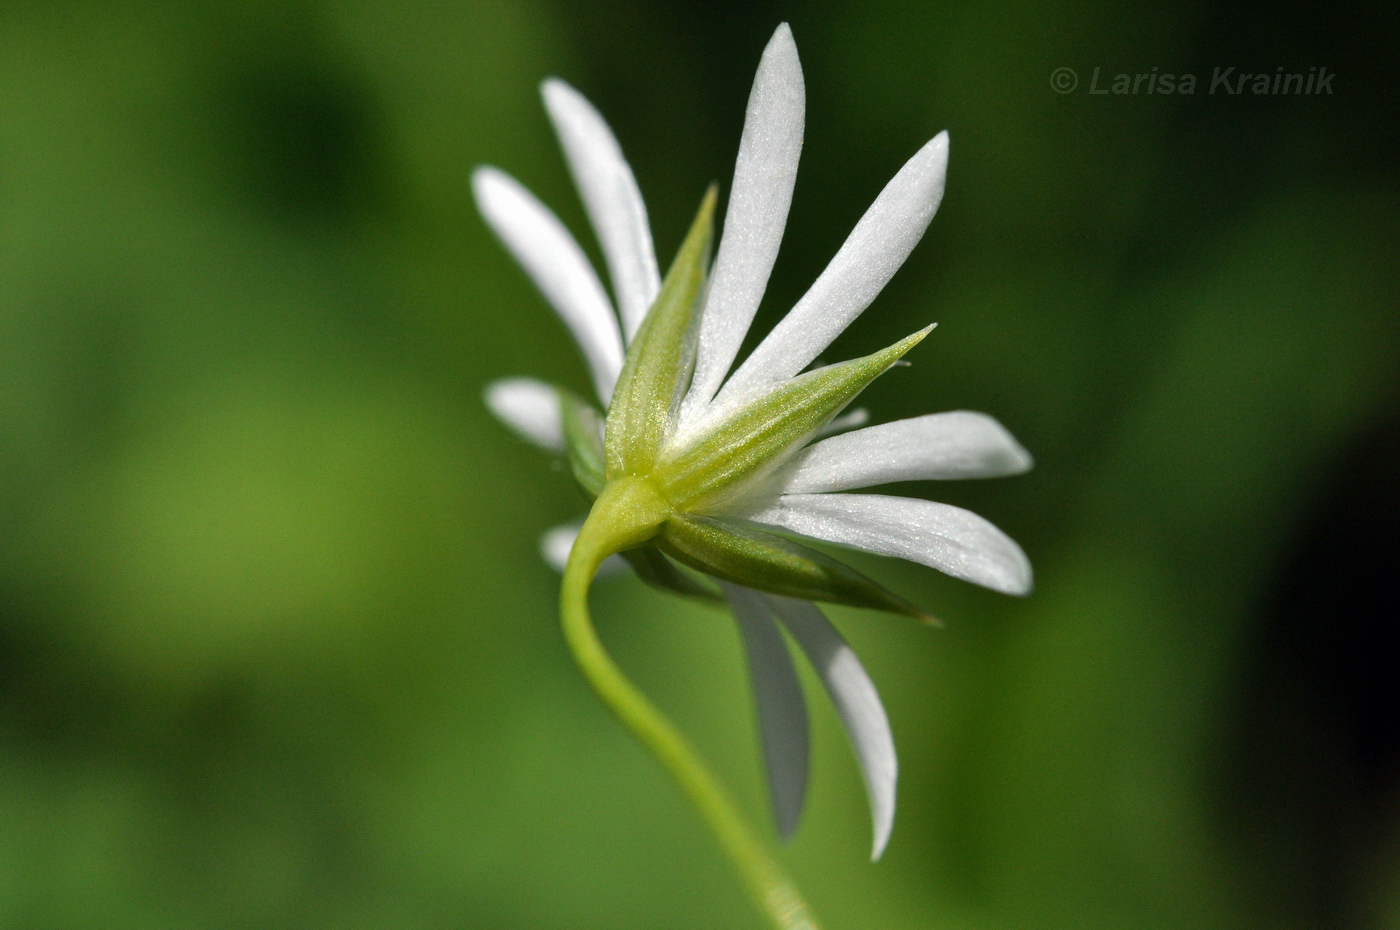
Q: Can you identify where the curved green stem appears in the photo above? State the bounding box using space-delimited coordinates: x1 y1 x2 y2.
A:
561 480 820 930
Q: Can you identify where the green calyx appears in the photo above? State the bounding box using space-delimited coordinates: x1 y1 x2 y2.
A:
556 388 607 496
655 325 934 511
658 513 933 622
605 185 717 478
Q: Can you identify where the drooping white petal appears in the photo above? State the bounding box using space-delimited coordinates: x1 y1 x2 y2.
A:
472 166 625 403
765 595 896 861
748 492 1032 596
484 377 565 451
681 24 805 423
722 583 809 840
717 132 950 402
542 79 660 341
782 411 1033 493
540 522 628 577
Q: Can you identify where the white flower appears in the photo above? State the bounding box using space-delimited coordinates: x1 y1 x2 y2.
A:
474 24 1030 862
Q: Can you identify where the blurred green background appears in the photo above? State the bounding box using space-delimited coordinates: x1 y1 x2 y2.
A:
3 2 1397 928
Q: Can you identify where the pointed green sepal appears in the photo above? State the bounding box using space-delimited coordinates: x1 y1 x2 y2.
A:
605 185 717 477
658 325 935 510
656 513 932 621
558 388 606 496
622 545 723 603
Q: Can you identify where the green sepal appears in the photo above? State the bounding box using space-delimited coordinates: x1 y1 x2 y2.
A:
621 545 723 603
558 388 606 496
656 513 933 622
605 186 717 478
658 325 934 511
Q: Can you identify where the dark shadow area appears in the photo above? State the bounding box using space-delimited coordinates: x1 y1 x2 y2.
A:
1220 401 1400 929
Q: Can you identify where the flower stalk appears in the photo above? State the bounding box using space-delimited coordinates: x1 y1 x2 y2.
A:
561 480 820 930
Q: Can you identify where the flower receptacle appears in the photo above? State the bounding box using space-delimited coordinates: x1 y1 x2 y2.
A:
572 476 674 573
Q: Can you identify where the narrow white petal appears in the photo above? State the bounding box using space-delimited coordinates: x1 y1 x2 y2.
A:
484 377 565 452
766 595 896 860
472 166 625 403
542 79 660 341
540 522 628 577
681 24 805 422
749 492 1032 595
718 132 950 401
722 583 810 840
816 407 870 439
782 411 1033 493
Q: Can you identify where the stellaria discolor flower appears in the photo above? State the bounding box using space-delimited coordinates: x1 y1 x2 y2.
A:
474 23 1031 930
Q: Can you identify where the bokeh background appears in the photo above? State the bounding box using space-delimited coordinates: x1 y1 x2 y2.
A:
3 2 1397 928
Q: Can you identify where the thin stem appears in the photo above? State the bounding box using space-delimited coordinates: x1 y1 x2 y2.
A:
561 507 821 930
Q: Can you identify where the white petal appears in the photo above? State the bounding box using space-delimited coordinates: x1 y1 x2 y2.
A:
765 595 896 860
816 407 870 439
542 79 660 341
484 377 565 451
782 411 1033 493
722 583 809 840
749 492 1032 595
718 132 950 401
472 166 625 403
681 24 804 423
540 522 628 577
